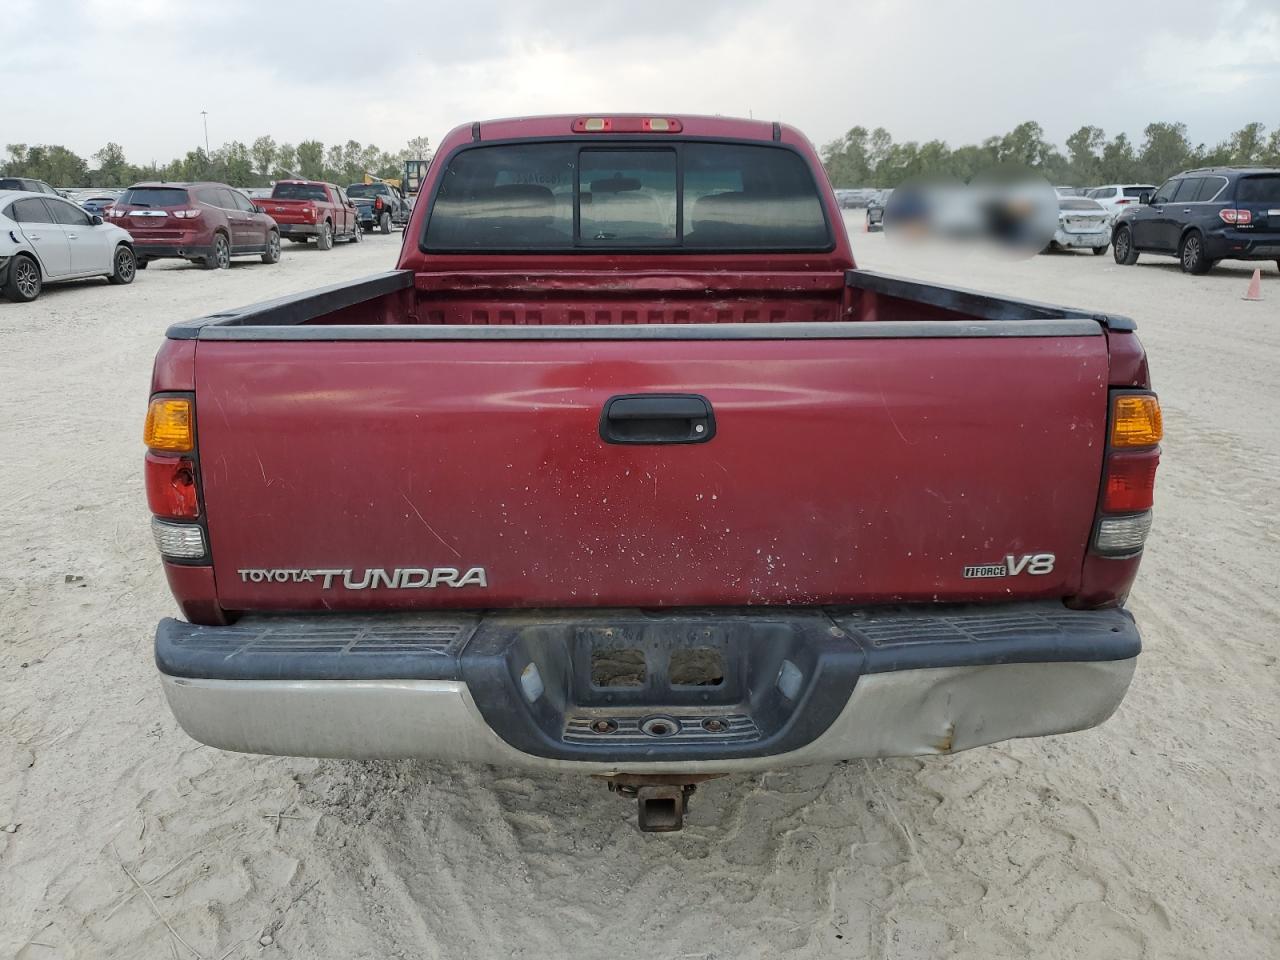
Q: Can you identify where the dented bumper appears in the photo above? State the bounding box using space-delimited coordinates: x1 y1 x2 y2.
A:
155 604 1139 772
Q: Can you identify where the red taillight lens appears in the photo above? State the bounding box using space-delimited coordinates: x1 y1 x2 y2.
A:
1103 451 1159 513
146 452 199 518
1115 199 1132 205
1093 392 1162 556
172 208 202 219
374 197 383 209
1218 208 1252 225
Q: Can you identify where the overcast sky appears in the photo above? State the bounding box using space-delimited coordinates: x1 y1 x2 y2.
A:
8 0 1277 163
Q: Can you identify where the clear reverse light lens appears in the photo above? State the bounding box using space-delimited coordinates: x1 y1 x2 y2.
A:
151 518 206 560
1094 512 1152 556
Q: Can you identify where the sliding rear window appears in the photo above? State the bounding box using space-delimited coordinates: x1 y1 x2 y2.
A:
118 187 190 207
423 141 830 252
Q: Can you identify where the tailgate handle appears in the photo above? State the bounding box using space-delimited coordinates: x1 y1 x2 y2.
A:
600 394 715 445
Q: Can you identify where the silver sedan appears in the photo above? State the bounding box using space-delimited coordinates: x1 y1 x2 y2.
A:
0 189 137 302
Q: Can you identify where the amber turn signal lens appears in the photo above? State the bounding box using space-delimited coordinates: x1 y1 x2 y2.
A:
144 397 193 452
1111 395 1162 448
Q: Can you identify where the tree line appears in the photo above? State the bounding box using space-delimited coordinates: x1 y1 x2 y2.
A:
1 135 434 189
821 121 1280 188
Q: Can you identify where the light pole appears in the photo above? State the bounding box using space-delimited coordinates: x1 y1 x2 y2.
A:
200 111 210 156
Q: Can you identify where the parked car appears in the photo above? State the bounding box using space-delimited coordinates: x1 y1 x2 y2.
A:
0 177 60 196
146 113 1158 833
1 190 136 302
1046 197 1111 255
1112 167 1280 274
80 194 121 216
252 180 360 249
242 187 275 200
834 187 877 209
346 181 411 234
107 182 281 269
865 189 892 230
1087 184 1156 215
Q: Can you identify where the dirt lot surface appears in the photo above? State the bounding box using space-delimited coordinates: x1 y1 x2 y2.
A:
2 223 1277 959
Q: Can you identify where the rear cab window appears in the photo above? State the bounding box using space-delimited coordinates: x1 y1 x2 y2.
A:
119 187 191 207
272 183 328 201
1122 186 1153 198
423 140 831 252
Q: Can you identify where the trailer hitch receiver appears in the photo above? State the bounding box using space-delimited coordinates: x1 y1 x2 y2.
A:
597 774 723 832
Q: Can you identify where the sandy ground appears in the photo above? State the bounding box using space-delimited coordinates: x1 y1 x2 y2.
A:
1 220 1277 959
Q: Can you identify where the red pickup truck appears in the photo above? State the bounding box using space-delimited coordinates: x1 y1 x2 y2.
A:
147 115 1160 831
252 180 360 250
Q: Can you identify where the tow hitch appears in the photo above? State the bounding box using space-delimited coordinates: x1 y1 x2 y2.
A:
597 774 723 832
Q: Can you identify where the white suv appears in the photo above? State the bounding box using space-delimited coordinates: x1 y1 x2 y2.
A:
1086 184 1156 215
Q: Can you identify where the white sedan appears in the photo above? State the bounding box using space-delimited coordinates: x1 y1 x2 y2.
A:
1047 197 1113 255
1 189 137 302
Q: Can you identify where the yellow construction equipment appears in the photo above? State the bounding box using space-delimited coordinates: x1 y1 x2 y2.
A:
362 172 402 189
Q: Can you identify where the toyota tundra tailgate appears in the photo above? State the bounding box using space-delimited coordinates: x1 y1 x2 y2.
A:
191 322 1108 612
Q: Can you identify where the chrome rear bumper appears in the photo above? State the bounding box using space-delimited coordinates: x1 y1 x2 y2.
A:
157 605 1139 773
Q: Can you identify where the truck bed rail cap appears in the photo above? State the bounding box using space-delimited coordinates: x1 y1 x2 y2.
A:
166 270 412 339
187 318 1102 342
848 269 1136 332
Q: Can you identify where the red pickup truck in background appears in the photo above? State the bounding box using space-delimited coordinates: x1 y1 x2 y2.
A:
146 114 1161 831
252 180 360 250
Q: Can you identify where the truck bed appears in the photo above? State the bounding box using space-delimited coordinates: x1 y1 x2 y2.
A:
169 267 1135 334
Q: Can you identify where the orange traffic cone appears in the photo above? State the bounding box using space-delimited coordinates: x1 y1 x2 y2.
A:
1243 268 1263 301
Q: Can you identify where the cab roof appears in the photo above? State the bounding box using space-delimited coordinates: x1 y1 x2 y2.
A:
128 181 222 189
446 114 802 149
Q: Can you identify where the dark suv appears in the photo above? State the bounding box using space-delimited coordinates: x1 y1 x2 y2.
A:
1111 167 1280 274
107 182 282 269
0 177 59 196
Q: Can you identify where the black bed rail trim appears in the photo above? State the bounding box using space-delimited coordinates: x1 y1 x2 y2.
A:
166 270 413 339
849 268 1137 332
